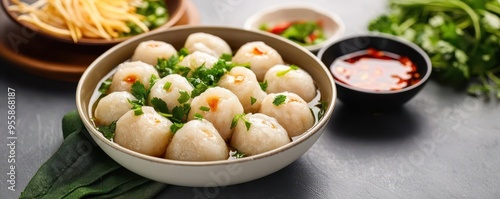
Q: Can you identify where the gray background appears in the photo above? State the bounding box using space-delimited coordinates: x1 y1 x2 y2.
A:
1 0 500 198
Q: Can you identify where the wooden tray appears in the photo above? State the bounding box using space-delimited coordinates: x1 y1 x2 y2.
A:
0 0 200 82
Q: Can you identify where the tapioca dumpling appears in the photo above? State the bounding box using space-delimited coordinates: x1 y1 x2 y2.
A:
188 87 244 141
94 91 136 126
264 64 317 102
149 74 194 110
131 40 177 66
178 51 218 75
231 113 291 156
114 106 173 157
165 119 229 161
109 61 159 93
259 92 315 137
184 32 232 58
232 41 284 81
217 66 266 113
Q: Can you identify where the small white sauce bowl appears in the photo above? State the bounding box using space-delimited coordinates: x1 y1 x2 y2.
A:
244 2 345 52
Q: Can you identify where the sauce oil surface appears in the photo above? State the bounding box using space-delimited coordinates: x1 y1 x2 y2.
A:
331 48 421 91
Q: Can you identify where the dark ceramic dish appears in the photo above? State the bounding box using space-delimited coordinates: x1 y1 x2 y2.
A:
317 34 432 110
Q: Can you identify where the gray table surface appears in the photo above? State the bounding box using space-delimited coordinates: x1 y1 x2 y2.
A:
1 0 500 198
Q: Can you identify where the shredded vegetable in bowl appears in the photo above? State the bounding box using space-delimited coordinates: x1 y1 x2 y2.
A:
8 0 169 42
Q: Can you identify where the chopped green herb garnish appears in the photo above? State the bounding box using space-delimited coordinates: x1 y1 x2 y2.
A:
250 96 257 105
188 59 234 97
261 21 325 46
120 0 169 37
199 106 210 111
129 100 144 116
170 104 191 123
194 113 204 120
177 90 190 104
272 95 287 106
276 65 299 77
156 55 191 78
98 79 112 94
178 47 189 57
259 80 268 92
230 150 246 159
231 113 252 131
151 97 169 114
149 74 158 88
98 121 116 140
315 101 328 120
163 81 172 91
131 81 148 105
170 122 184 134
220 53 233 61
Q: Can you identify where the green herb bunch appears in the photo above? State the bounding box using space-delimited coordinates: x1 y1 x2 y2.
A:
369 0 500 98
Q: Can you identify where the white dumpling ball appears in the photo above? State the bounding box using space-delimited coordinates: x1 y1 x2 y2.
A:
114 106 173 157
109 61 159 93
165 119 229 161
178 51 218 75
232 41 284 81
184 32 232 58
149 74 194 110
217 66 266 113
259 92 315 137
264 64 317 102
94 91 136 126
231 113 291 156
131 40 177 66
188 87 244 141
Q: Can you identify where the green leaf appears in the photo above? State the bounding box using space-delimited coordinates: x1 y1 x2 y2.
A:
155 56 190 78
272 94 287 106
150 97 169 114
188 59 233 97
177 90 191 104
244 120 252 131
98 121 117 140
170 123 184 134
178 47 189 57
220 53 233 61
131 81 148 105
259 80 268 92
230 113 251 131
98 79 112 94
315 101 328 120
171 104 191 123
231 114 241 129
250 96 257 105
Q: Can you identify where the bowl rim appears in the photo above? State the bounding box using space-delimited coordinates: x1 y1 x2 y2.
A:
243 2 345 52
76 25 336 167
1 0 187 45
317 33 433 94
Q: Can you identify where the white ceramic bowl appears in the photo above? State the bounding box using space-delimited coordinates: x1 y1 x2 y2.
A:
244 2 345 52
76 26 336 187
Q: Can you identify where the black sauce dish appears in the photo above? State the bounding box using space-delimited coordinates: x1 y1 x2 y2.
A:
317 34 432 110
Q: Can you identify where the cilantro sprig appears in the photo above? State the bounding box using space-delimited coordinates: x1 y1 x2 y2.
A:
98 121 116 140
231 113 252 131
368 0 500 99
188 59 234 97
272 94 287 106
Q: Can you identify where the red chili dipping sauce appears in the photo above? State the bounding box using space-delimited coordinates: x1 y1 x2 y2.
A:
331 48 421 91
